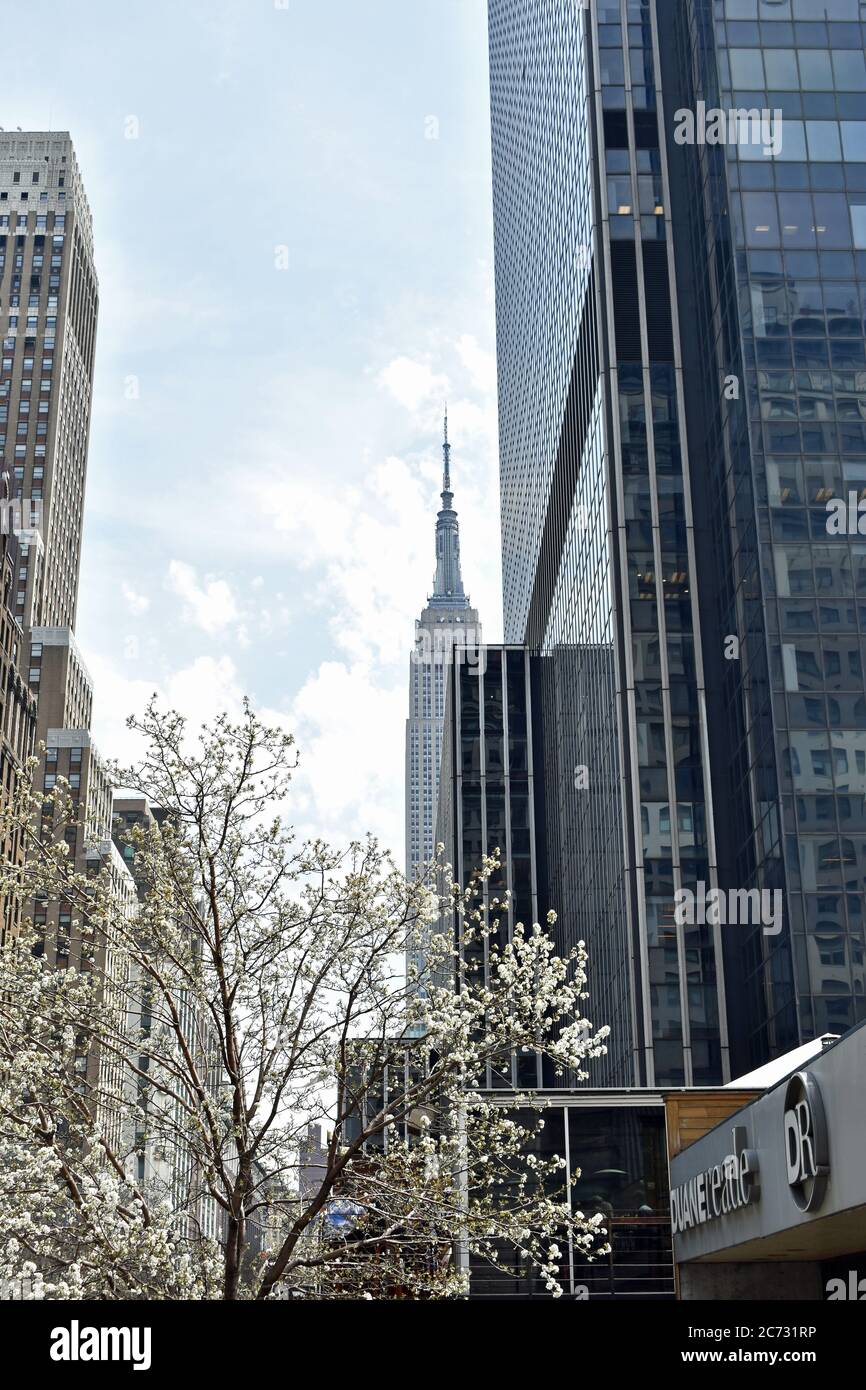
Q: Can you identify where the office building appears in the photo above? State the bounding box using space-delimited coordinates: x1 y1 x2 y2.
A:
0 131 114 966
0 132 97 643
434 642 672 1296
486 0 866 1086
0 481 37 942
438 641 638 1084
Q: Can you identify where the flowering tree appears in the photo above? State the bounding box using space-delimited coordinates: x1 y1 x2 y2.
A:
0 701 610 1300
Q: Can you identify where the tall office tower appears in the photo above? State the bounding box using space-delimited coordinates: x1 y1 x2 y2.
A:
487 0 866 1086
0 131 111 965
666 0 866 1074
405 414 481 880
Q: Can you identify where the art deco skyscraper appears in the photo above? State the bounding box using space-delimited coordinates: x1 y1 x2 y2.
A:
0 131 114 965
486 0 866 1086
405 415 481 879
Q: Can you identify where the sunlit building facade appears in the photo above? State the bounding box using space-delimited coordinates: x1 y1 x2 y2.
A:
405 415 481 880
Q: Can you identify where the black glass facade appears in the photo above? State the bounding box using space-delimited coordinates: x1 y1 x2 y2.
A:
487 0 866 1085
439 642 646 1083
435 650 680 1297
438 647 545 1087
468 1099 674 1300
489 0 727 1086
663 0 866 1073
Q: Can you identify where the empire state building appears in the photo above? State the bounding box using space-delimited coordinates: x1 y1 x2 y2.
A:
405 413 481 879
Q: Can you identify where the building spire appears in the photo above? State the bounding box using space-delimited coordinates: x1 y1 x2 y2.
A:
431 409 468 605
442 404 452 499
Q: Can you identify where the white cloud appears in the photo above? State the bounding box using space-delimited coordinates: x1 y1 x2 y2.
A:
87 643 401 853
455 333 497 395
87 651 245 771
260 453 435 670
122 583 150 616
83 317 501 864
378 356 448 412
166 560 239 635
166 655 244 725
281 660 406 849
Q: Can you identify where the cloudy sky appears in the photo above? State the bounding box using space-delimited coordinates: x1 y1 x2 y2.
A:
1 0 503 859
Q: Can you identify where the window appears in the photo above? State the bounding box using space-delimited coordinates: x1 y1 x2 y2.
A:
841 121 866 160
833 49 866 90
799 51 834 91
806 121 842 160
600 51 625 85
744 192 780 245
764 49 800 89
780 192 815 246
794 0 857 15
730 49 766 88
850 203 866 249
814 193 853 247
608 176 633 215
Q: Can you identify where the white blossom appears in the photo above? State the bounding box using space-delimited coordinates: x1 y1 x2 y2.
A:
0 702 611 1301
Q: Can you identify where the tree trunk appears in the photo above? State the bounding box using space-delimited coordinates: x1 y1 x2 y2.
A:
223 1212 245 1300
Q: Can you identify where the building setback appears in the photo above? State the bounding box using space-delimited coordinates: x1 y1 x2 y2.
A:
486 0 866 1088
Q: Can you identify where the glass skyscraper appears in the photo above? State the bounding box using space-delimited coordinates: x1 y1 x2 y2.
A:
486 0 866 1087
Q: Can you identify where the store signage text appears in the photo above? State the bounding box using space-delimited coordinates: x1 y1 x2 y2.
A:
671 1125 761 1236
784 1072 829 1213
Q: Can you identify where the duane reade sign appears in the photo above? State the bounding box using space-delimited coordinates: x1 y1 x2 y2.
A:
670 1025 866 1266
671 1126 760 1236
784 1072 830 1214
